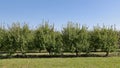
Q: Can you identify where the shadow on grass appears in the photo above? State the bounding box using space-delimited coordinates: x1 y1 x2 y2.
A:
0 54 107 59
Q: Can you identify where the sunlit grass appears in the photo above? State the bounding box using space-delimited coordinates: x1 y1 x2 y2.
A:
0 57 120 68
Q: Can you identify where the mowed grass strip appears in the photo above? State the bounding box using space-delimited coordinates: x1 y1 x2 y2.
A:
0 57 120 68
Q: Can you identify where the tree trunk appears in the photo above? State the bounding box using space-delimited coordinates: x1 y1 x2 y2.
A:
60 53 63 57
75 49 79 56
76 51 79 56
105 51 109 56
39 49 41 53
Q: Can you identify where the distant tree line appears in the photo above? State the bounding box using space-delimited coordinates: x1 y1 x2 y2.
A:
0 22 119 56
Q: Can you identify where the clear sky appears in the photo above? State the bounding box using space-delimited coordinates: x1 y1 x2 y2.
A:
0 0 120 30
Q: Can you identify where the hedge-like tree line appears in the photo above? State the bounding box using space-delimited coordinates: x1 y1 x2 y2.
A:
0 22 119 56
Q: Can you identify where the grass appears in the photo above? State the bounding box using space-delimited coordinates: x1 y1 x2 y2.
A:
0 57 120 68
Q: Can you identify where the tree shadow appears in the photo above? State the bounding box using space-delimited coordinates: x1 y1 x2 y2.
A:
0 54 107 59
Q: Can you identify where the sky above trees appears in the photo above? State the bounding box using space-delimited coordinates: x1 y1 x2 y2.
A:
0 0 120 30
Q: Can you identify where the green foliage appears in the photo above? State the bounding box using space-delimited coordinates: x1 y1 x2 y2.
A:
79 25 90 53
54 31 63 55
1 23 32 56
6 23 21 55
90 26 102 51
20 24 32 54
34 22 54 54
0 26 6 51
100 26 118 56
62 22 89 56
62 22 79 54
90 25 118 56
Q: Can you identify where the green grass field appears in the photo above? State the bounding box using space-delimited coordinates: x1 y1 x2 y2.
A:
0 57 120 68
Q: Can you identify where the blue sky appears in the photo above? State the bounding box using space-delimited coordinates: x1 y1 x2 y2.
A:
0 0 120 30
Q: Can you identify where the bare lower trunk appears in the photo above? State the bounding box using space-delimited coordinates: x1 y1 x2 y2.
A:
75 49 79 56
105 51 109 56
39 49 41 53
76 52 79 56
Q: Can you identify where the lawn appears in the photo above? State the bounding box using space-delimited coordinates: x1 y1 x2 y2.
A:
0 57 120 68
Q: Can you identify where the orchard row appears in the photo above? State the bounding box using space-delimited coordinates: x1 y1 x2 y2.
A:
0 22 119 56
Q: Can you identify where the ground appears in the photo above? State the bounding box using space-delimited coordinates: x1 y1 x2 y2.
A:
0 57 120 68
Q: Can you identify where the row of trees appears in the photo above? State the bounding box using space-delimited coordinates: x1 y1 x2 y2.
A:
0 22 119 56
